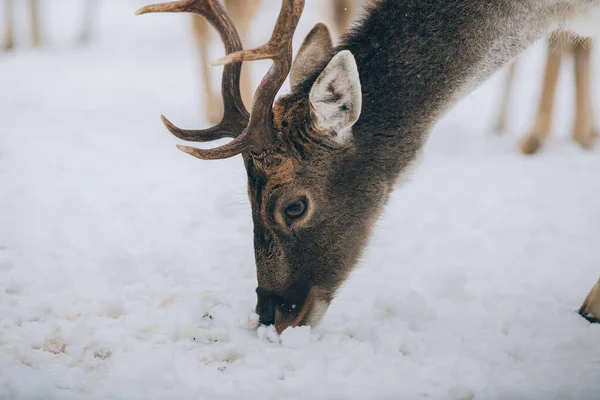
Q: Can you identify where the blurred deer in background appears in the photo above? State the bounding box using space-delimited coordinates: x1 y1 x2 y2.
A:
494 32 596 154
191 0 359 123
2 0 40 50
190 0 261 123
328 0 358 37
78 0 97 44
2 0 96 50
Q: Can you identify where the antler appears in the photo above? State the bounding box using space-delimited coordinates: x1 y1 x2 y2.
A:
137 0 248 157
137 0 306 160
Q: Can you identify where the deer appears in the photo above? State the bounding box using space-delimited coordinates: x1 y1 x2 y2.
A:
2 0 41 50
190 0 260 122
493 31 596 154
78 0 98 44
2 0 97 50
191 0 359 123
328 0 359 37
137 0 600 333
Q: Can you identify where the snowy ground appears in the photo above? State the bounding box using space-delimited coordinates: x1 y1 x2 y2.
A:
1 1 600 399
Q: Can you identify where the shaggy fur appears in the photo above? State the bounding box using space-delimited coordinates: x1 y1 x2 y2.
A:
249 0 600 330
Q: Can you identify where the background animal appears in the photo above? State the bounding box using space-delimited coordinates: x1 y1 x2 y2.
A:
2 0 97 50
494 31 596 154
2 0 41 50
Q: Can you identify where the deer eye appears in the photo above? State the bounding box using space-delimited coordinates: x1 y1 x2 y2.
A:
284 198 307 220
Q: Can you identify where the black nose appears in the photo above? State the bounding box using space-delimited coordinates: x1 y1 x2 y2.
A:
256 288 277 326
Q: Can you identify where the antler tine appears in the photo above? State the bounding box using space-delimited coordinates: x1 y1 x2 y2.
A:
212 0 306 155
138 0 305 159
161 115 240 142
137 0 250 155
176 135 250 160
210 0 305 68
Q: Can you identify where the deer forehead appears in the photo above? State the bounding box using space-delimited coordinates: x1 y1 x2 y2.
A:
263 157 298 188
247 156 300 208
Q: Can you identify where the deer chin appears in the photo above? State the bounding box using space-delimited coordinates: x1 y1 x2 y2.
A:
274 286 329 334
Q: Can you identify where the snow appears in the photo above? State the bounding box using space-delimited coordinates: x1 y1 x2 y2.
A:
1 1 600 399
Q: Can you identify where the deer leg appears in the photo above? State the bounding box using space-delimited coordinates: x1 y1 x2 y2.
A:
572 37 596 149
493 61 518 134
78 0 96 44
579 279 600 323
520 34 564 155
28 0 41 48
223 0 260 110
191 14 222 124
2 0 15 51
331 0 357 36
238 26 253 111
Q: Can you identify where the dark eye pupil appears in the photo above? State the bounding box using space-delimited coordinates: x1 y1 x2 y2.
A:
285 200 306 219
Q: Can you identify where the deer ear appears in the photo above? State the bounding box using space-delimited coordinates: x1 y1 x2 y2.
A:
309 50 362 143
290 23 334 88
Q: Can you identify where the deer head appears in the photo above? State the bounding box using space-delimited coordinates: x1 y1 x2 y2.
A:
137 0 388 333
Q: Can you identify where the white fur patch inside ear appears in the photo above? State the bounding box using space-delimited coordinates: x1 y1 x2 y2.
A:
309 50 362 145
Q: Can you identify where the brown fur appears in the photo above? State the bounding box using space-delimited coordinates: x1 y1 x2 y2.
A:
142 0 600 331
240 0 600 331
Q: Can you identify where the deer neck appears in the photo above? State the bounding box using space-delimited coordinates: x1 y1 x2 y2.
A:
339 0 581 181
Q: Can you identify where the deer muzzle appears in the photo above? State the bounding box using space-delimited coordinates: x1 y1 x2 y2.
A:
255 285 325 334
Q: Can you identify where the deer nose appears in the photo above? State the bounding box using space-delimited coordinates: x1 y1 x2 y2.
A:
255 288 278 326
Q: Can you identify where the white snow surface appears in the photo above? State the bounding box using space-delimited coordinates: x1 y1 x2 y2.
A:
1 1 600 399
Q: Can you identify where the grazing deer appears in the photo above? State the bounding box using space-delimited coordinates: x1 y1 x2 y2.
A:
138 0 600 332
494 32 596 154
191 0 359 123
